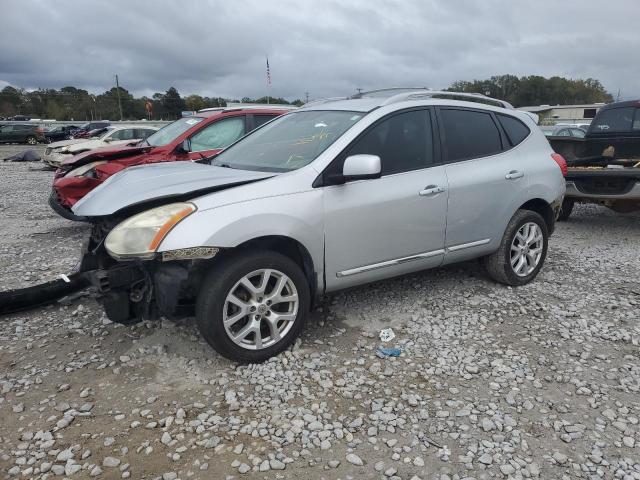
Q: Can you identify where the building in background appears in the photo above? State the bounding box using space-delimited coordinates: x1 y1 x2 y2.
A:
519 103 607 125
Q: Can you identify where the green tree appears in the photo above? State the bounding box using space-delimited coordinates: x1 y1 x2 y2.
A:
447 74 613 107
161 87 186 119
185 94 205 112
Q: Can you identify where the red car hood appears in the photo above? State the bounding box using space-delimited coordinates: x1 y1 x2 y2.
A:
60 143 152 169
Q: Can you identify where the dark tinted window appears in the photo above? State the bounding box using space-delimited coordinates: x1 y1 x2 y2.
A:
497 114 530 147
591 107 634 133
584 108 597 119
348 109 433 175
253 115 277 129
633 109 640 131
441 109 502 162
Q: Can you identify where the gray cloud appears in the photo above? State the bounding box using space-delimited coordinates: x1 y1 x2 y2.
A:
1 0 638 101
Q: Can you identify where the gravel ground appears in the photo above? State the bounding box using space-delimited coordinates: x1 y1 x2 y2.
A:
0 143 639 480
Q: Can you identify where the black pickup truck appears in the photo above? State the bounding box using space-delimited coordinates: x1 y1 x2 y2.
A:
548 100 640 220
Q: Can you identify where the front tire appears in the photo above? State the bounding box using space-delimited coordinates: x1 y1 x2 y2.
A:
484 210 549 286
25 136 37 145
196 251 310 363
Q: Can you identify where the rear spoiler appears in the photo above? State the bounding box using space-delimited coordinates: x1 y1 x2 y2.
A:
523 111 539 125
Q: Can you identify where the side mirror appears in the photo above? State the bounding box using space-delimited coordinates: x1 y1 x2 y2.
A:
327 154 381 185
179 138 191 153
103 137 113 143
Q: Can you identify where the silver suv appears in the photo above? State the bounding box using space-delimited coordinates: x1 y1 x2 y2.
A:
72 89 566 362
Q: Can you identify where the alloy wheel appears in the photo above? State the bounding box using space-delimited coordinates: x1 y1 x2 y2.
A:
223 269 299 350
510 222 544 277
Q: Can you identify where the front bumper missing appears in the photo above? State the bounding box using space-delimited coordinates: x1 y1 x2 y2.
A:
48 190 87 222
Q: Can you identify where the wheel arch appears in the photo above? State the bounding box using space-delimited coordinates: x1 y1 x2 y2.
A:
234 235 318 303
518 198 555 234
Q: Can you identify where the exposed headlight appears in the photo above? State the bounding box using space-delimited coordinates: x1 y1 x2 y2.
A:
65 161 108 178
105 203 197 260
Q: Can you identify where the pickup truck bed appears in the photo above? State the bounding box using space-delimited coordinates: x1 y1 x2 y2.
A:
548 100 640 220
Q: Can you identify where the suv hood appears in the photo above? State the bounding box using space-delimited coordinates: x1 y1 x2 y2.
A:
48 138 85 149
72 161 275 217
64 139 103 153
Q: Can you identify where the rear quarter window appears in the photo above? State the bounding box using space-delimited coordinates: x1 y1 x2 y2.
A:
591 107 634 133
497 114 530 147
440 108 502 162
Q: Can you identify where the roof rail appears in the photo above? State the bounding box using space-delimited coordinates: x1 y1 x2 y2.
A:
350 87 430 99
382 90 513 109
197 104 298 113
301 97 349 108
352 88 513 109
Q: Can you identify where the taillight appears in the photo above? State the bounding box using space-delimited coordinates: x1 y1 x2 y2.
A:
551 153 567 176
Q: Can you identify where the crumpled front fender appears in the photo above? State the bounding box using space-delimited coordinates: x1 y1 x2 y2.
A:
54 176 102 207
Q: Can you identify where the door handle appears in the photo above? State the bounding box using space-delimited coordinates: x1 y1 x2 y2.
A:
419 185 445 196
505 170 524 180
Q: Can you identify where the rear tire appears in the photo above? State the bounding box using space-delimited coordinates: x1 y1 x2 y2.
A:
25 136 37 145
484 210 549 286
196 250 310 363
557 198 574 221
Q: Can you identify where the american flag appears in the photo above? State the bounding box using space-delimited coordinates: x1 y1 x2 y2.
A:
266 56 271 86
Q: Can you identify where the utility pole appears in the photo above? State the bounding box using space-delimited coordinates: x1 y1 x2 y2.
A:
115 74 123 121
616 89 621 102
305 91 310 103
356 88 363 95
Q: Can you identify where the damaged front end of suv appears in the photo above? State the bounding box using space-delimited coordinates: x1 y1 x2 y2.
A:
1 159 282 323
79 202 224 324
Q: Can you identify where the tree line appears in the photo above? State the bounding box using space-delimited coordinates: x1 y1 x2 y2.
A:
0 86 304 121
0 74 614 121
447 74 613 107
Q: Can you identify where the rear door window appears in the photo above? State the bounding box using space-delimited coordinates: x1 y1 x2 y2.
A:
189 116 246 152
633 109 640 131
347 109 434 175
440 109 502 162
110 129 136 140
497 114 530 147
591 107 634 133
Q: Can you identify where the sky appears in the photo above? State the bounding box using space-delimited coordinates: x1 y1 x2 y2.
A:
1 0 639 102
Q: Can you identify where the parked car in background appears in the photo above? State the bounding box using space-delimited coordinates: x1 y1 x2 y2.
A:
43 125 158 168
44 125 80 143
71 121 111 138
0 123 45 145
541 125 587 137
549 100 640 219
50 106 294 219
551 126 587 138
67 89 565 362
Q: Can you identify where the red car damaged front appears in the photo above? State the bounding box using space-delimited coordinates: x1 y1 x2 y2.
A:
49 107 293 220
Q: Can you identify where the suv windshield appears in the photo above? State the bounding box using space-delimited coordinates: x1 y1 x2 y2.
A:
212 111 363 172
145 117 204 147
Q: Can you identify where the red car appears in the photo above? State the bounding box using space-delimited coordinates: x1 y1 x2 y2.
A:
50 106 293 220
